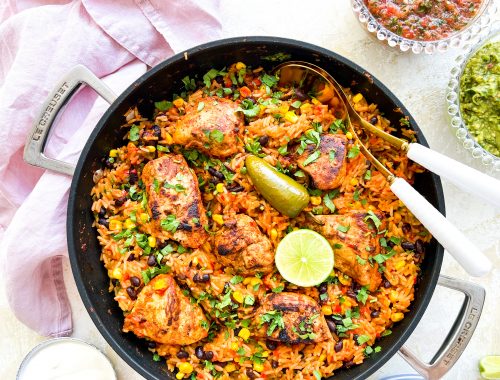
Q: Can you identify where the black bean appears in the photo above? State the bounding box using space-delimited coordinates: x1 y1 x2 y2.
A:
346 289 357 299
334 340 343 352
98 218 109 228
114 195 127 207
147 254 157 267
370 310 380 318
271 360 279 369
318 283 328 294
152 124 161 138
370 116 378 125
233 327 242 336
193 273 210 283
104 157 114 169
266 340 277 350
98 207 106 217
294 88 307 101
129 168 138 184
147 341 156 349
130 276 141 287
401 241 415 251
178 222 193 231
126 287 137 300
353 334 360 345
402 223 411 234
176 350 189 359
227 185 245 193
326 320 337 333
223 282 230 294
258 135 270 147
387 240 396 248
246 369 257 379
203 351 214 361
195 346 205 359
209 177 222 184
208 167 225 180
383 280 392 288
127 253 135 261
344 360 355 368
415 239 425 255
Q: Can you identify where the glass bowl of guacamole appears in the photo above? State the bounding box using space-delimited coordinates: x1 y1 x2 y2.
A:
447 23 500 171
351 0 497 54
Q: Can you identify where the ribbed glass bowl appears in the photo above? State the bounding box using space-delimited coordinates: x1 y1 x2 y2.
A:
351 0 497 54
447 23 500 171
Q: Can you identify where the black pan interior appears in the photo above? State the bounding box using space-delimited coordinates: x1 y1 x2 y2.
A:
67 37 444 380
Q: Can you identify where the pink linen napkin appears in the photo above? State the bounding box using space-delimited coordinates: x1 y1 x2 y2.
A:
0 0 221 337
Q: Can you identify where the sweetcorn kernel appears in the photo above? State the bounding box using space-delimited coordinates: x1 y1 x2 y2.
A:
310 196 322 206
204 193 214 201
319 354 326 363
391 312 404 322
261 351 270 358
109 267 122 280
389 290 399 303
345 131 353 140
173 98 184 108
284 111 298 124
238 327 251 341
124 218 136 230
235 62 246 70
109 220 122 231
249 278 262 286
140 213 149 223
352 93 364 103
153 278 168 291
176 372 184 379
148 236 157 248
177 362 193 374
225 363 237 372
253 362 264 372
321 305 333 316
146 145 156 153
109 149 118 157
216 183 225 193
243 277 252 285
164 132 173 144
270 228 278 240
278 103 289 114
394 260 405 271
300 103 312 113
231 342 240 351
311 97 321 105
338 275 351 286
212 214 224 225
350 178 359 186
232 291 244 304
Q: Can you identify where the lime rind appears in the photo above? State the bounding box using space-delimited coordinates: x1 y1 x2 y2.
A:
479 356 500 379
275 229 334 287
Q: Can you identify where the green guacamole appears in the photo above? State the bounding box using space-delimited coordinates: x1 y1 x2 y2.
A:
459 41 500 157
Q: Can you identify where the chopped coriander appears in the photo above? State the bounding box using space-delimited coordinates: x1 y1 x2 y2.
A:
380 237 387 247
197 102 205 112
152 353 161 362
302 150 321 166
160 215 180 233
329 149 336 162
324 193 336 213
291 100 302 108
364 169 372 180
261 73 278 88
336 224 350 233
357 286 369 304
244 295 255 307
365 210 382 230
277 145 288 156
272 285 284 293
357 334 371 345
373 250 397 265
313 370 322 380
200 320 209 330
236 347 246 356
294 170 305 178
153 178 160 193
129 124 140 141
329 119 347 133
237 98 260 117
245 138 264 157
259 310 285 336
356 255 367 265
353 189 360 201
230 275 244 285
381 329 392 337
400 117 410 126
155 100 173 111
141 265 170 285
157 145 169 152
389 236 401 245
181 75 196 91
347 145 360 159
210 129 224 143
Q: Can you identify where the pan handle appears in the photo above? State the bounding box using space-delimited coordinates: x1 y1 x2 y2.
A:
23 65 117 176
398 275 485 379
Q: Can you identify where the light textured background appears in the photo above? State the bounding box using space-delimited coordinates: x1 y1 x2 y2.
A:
1 1 499 379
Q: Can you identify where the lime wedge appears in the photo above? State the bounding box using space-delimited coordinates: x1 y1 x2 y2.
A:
275 229 334 287
480 356 500 379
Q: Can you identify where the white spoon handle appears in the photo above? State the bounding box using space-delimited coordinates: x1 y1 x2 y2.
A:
407 143 500 207
390 178 491 277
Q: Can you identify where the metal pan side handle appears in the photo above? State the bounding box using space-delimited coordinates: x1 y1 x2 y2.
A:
399 275 486 380
23 65 117 176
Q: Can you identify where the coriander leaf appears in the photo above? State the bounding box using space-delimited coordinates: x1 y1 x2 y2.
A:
272 285 284 293
313 370 322 380
357 286 369 304
210 129 224 143
244 295 255 307
356 255 367 265
278 145 288 156
347 145 360 159
364 169 372 180
160 215 180 233
381 329 392 337
389 236 401 245
181 75 196 91
302 150 321 166
163 182 186 193
197 102 205 112
357 334 371 345
259 310 285 336
230 275 244 285
364 210 382 230
153 178 160 193
330 119 347 133
336 224 350 233
155 100 173 111
329 149 336 162
291 100 302 108
153 353 161 362
324 193 336 213
261 73 278 88
129 124 140 141
237 98 260 117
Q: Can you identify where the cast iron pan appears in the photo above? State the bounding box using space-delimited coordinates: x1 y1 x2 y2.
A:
67 37 444 379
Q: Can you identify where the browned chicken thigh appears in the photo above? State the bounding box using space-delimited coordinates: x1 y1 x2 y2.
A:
168 97 244 158
296 133 347 190
254 292 331 344
142 154 208 249
213 214 274 275
123 274 208 345
304 211 384 291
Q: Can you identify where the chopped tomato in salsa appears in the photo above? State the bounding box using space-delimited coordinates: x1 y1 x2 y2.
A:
365 0 483 41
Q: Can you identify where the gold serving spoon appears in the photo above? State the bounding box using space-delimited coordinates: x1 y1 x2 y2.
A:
273 61 492 277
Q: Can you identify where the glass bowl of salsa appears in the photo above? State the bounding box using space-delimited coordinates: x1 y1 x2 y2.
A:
351 0 497 54
447 23 499 171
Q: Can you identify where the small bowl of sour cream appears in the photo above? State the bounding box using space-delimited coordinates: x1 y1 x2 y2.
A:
17 338 116 380
447 23 500 171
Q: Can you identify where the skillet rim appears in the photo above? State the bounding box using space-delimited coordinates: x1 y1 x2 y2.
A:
67 36 445 380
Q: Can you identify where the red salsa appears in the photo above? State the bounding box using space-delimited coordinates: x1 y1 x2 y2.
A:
365 0 483 41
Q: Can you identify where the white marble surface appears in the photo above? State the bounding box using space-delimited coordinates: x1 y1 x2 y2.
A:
1 1 499 379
